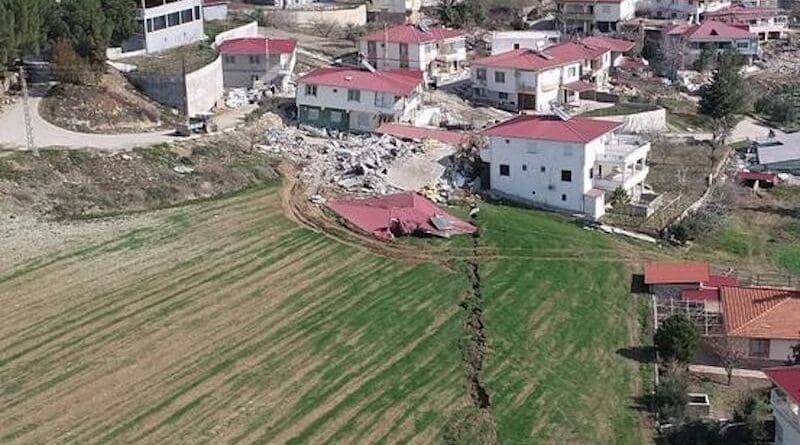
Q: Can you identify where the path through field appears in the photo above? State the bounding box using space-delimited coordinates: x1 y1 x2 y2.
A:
0 183 646 444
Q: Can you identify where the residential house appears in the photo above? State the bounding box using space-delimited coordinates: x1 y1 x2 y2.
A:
719 286 800 361
555 0 638 33
757 133 800 174
490 31 562 55
705 6 789 40
645 261 712 297
642 0 732 20
359 24 467 85
295 67 424 132
664 20 760 64
219 37 297 89
133 0 206 54
367 0 422 24
478 114 652 219
581 35 637 66
764 366 800 445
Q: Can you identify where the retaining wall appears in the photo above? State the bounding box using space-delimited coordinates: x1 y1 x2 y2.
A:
595 108 667 134
265 4 367 27
212 21 260 49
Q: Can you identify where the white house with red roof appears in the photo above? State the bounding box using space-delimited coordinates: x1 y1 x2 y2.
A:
640 0 731 20
358 24 466 85
295 68 424 132
581 35 637 66
470 41 613 112
765 366 800 445
218 37 297 89
555 0 638 33
664 20 760 63
705 5 789 40
479 114 651 218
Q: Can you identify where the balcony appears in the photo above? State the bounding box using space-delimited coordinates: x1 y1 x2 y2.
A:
517 81 537 93
772 388 800 434
596 136 651 165
593 165 649 192
436 48 466 62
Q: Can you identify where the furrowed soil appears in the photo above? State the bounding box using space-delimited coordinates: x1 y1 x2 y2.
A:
0 182 647 443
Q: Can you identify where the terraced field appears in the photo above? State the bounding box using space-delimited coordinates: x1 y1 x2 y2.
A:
0 184 645 444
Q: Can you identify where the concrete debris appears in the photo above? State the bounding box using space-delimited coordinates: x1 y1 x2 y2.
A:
173 165 194 174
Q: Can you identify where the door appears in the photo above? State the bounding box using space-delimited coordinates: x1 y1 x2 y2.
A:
518 94 536 110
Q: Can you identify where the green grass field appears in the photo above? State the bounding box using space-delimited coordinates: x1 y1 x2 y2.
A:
0 185 644 444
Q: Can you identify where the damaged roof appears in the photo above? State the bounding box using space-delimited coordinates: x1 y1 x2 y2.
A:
327 193 476 240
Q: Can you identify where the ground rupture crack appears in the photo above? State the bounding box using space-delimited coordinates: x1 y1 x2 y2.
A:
462 229 491 409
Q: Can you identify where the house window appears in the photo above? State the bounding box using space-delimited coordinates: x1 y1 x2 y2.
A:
399 43 408 55
522 164 527 171
181 9 194 23
305 84 317 96
568 66 577 77
540 166 545 173
589 167 594 179
561 170 572 182
330 111 343 123
167 12 180 27
153 15 167 31
146 18 153 32
307 108 320 120
513 43 520 50
737 40 750 49
347 89 360 102
476 68 486 81
223 55 235 64
494 71 506 83
400 59 409 68
748 339 770 357
499 164 510 176
194 5 201 20
498 92 508 100
249 55 261 64
561 194 567 201
601 5 611 12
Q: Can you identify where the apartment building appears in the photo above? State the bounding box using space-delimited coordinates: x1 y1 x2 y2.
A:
296 67 424 132
219 38 297 89
555 0 638 33
705 5 789 40
764 366 800 445
135 0 206 54
470 41 612 112
479 114 652 219
358 24 466 85
664 20 760 64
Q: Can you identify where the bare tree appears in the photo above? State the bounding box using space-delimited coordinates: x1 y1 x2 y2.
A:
660 34 689 78
707 336 746 386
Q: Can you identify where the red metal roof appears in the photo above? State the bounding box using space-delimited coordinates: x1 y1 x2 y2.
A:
582 36 636 53
644 262 710 285
297 68 423 96
327 193 476 240
562 79 595 92
682 289 720 302
666 20 755 40
736 171 780 184
764 366 800 404
362 24 465 44
721 286 800 340
218 37 297 55
481 115 621 143
617 56 649 71
702 275 740 289
472 41 607 71
375 123 469 145
706 6 785 22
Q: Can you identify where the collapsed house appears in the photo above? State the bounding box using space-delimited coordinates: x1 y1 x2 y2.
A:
326 192 476 240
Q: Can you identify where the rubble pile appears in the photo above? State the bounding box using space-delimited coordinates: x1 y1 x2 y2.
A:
756 40 800 75
257 125 426 196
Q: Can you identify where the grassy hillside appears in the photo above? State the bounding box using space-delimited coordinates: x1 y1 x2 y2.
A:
0 186 643 444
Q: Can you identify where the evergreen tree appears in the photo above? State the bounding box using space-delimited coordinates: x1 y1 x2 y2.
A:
654 315 698 363
699 49 748 144
57 0 113 67
101 0 137 46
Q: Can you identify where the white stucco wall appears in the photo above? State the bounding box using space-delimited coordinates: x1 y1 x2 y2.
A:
222 52 295 88
142 0 205 54
769 339 799 361
185 54 223 116
203 3 228 21
360 37 465 81
212 21 260 49
491 31 561 54
471 62 580 111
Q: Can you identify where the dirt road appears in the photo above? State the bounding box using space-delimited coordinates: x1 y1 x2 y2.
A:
0 89 174 150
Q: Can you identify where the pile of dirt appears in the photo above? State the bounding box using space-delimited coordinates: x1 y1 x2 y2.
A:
0 136 278 220
38 69 170 134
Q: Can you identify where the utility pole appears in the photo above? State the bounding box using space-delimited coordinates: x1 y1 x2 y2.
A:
18 65 37 156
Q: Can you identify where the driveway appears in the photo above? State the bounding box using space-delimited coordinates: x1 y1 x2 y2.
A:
728 116 783 143
0 88 175 151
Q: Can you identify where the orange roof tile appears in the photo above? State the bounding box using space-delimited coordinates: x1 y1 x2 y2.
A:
721 286 800 340
644 262 710 285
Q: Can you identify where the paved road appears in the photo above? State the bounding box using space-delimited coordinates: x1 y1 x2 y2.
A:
0 89 175 151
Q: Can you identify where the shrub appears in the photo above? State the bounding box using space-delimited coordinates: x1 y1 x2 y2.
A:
51 38 96 85
655 315 698 363
655 364 690 422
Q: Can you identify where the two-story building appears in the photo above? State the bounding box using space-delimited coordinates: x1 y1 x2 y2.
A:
470 41 611 112
479 114 652 219
705 5 789 40
664 20 760 64
490 31 562 55
359 24 466 85
581 35 637 66
219 37 297 89
367 0 422 24
134 0 206 54
765 366 800 445
642 0 732 20
296 67 424 132
555 0 638 33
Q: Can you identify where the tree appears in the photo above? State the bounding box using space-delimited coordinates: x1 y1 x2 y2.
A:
609 186 631 208
788 334 800 365
51 38 95 85
437 0 485 28
55 0 113 68
655 363 690 422
732 391 770 445
0 0 54 69
655 315 699 363
707 336 745 386
693 43 717 72
699 50 748 145
657 34 689 79
101 0 136 46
